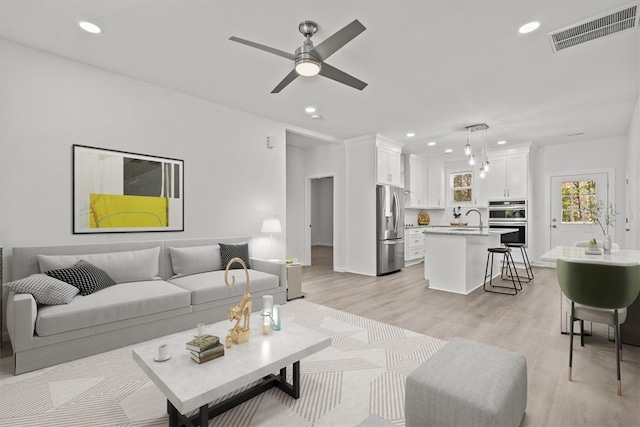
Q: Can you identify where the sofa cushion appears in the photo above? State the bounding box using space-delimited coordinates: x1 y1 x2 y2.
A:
2 274 79 305
37 247 161 284
219 242 250 270
169 245 222 277
35 280 191 337
169 270 278 305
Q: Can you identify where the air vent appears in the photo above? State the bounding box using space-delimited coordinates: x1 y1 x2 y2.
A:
547 4 638 52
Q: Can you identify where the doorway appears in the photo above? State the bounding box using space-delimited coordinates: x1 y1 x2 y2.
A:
306 176 334 269
550 170 613 248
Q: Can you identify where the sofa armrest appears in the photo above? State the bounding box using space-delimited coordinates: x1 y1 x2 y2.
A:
6 292 37 352
250 257 287 288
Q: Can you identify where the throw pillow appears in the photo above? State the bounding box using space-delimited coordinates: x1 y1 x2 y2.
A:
219 242 251 270
45 260 116 296
169 245 222 277
2 274 79 305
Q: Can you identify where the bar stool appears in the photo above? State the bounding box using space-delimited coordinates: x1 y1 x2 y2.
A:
484 247 522 295
502 243 534 282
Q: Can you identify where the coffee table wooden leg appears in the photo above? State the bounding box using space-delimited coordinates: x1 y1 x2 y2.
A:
168 400 178 427
198 404 208 427
292 361 300 399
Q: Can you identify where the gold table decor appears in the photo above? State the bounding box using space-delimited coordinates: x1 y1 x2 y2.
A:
224 257 252 348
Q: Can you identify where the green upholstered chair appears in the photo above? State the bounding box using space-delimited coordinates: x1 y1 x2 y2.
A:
556 258 640 395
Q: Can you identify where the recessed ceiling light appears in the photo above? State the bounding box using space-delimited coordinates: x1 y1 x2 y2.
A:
427 141 436 146
305 106 316 113
519 21 540 34
497 140 507 145
445 149 453 154
406 132 415 137
311 114 322 120
79 21 102 34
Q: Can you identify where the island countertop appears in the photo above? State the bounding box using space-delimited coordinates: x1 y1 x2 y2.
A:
420 227 518 236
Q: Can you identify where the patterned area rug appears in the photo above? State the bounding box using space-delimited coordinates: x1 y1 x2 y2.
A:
0 300 446 427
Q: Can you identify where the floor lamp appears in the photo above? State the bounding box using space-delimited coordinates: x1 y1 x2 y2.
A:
261 218 282 260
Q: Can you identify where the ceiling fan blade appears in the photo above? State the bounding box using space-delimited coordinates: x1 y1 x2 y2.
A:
318 63 367 90
229 36 295 61
310 19 366 61
271 69 299 93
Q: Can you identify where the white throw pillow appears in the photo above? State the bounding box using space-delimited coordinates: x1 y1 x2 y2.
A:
37 247 161 284
169 245 222 277
3 274 79 305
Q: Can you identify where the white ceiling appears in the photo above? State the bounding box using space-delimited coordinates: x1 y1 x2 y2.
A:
1 0 638 157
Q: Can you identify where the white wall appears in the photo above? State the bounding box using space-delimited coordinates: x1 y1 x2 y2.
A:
311 177 334 246
531 136 628 261
286 145 305 261
627 95 640 250
286 142 346 270
0 40 288 280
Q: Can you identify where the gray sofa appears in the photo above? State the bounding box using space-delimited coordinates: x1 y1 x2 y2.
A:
5 237 286 374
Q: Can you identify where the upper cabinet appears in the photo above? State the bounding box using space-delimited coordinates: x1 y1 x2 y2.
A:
376 140 403 187
426 165 445 208
404 155 445 209
404 155 428 207
486 152 528 200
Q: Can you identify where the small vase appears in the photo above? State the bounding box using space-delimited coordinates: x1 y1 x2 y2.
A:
603 235 612 254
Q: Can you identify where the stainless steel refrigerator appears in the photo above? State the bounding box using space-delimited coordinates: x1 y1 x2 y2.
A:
376 184 404 275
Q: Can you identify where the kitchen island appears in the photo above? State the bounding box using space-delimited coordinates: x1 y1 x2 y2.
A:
422 227 518 295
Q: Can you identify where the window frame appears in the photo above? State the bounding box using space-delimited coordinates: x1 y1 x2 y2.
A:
449 170 474 205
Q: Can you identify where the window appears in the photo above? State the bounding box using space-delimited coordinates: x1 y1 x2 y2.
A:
451 171 473 203
561 180 596 223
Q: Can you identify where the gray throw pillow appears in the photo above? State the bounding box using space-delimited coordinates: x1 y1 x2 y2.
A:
45 260 116 296
219 242 251 270
2 274 79 305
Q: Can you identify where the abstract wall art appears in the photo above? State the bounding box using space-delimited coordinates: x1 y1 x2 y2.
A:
73 145 184 233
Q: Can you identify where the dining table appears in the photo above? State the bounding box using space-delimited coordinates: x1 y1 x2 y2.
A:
541 246 640 346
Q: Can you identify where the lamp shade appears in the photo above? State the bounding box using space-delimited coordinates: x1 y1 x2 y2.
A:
261 218 282 233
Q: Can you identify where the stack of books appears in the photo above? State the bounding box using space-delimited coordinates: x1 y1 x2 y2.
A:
186 334 224 364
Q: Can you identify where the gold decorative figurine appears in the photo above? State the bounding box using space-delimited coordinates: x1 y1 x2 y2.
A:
224 257 252 347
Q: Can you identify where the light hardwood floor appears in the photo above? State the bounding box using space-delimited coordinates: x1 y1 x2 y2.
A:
302 246 640 426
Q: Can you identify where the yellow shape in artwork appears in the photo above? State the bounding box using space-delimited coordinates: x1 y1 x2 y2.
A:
90 194 168 228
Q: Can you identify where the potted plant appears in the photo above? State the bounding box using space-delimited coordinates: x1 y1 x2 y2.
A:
589 201 618 254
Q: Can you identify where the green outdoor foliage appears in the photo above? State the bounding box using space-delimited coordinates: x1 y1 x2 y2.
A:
452 172 472 202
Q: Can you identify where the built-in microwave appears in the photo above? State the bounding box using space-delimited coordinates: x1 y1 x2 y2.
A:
488 200 528 246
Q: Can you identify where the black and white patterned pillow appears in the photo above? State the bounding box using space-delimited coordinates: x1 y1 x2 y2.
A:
219 242 251 270
45 260 116 296
2 274 80 305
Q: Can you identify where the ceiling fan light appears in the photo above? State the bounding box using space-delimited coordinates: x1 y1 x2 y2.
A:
295 59 321 76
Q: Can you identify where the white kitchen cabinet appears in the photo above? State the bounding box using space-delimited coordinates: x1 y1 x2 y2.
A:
404 157 444 209
377 147 403 187
486 153 528 200
404 155 428 207
426 166 445 208
405 228 425 265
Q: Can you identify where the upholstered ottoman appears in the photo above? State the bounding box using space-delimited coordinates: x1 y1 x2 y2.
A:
405 338 527 427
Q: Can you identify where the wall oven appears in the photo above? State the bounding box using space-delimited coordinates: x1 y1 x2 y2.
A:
488 200 527 246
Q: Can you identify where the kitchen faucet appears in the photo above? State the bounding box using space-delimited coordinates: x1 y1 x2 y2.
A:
466 209 483 230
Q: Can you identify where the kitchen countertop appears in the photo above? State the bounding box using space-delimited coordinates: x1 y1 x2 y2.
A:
419 226 518 236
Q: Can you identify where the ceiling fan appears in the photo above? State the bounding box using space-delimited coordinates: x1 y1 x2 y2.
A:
229 19 368 93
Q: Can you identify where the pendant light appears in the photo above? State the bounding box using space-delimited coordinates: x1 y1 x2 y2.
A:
465 123 490 178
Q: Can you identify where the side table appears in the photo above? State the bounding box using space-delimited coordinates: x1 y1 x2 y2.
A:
286 263 303 300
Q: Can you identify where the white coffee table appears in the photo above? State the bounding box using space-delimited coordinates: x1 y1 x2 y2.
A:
132 315 331 427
